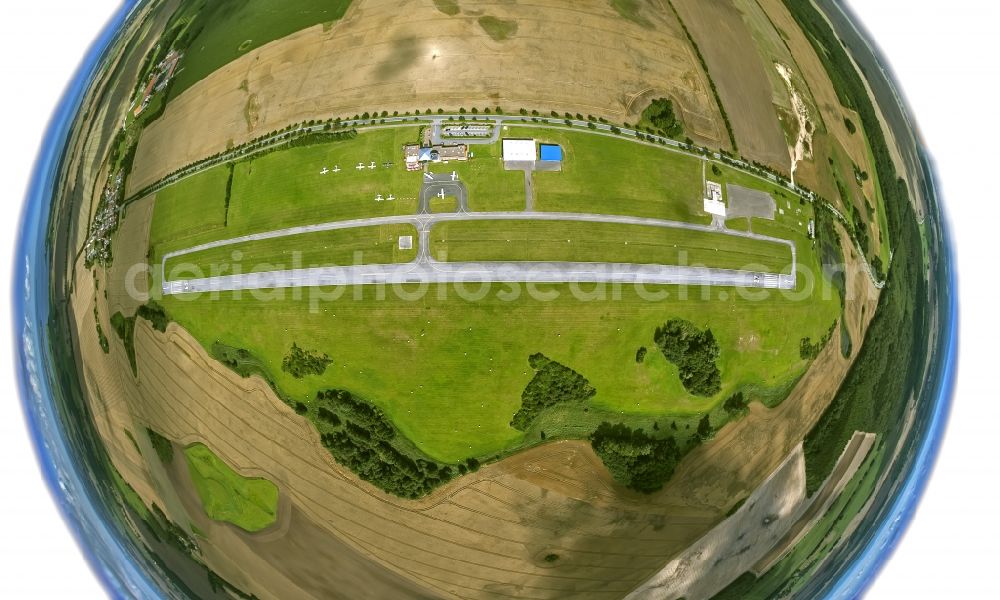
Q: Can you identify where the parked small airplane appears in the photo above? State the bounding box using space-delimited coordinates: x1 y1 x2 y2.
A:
386 194 395 202
424 172 434 181
375 193 384 202
368 161 377 169
356 162 365 170
332 165 341 173
437 189 446 200
383 161 393 168
451 171 458 181
320 167 329 175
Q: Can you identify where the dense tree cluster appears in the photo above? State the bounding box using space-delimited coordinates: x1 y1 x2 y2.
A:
314 389 479 498
281 343 332 378
654 319 722 397
510 353 596 430
110 312 137 376
590 422 681 493
146 427 174 464
137 301 169 332
723 391 750 417
641 98 684 138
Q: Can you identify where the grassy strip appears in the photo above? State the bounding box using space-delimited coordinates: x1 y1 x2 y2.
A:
184 442 279 532
665 0 738 152
164 223 418 280
430 219 793 273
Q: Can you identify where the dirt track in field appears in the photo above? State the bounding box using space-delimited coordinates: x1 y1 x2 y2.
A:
127 0 727 197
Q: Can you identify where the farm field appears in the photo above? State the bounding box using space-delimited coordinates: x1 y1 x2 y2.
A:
513 127 706 221
670 0 789 169
160 277 840 463
164 223 418 280
430 219 793 273
127 0 727 196
183 442 279 532
165 0 354 100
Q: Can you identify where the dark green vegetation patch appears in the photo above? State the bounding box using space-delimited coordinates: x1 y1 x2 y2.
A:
641 98 684 138
511 354 596 430
281 343 332 379
110 312 137 376
654 319 722 397
137 301 170 332
315 389 479 498
147 427 174 464
591 422 681 493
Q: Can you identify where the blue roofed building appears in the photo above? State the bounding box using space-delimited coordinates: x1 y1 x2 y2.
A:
539 144 563 162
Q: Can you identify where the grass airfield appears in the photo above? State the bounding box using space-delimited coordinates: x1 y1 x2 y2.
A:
148 122 839 464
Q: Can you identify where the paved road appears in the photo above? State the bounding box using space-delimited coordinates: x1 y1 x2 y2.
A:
162 211 796 295
419 173 468 213
163 261 792 295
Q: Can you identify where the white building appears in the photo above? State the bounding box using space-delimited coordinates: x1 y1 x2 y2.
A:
502 139 536 162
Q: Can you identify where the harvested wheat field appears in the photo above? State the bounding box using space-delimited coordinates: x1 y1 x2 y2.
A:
127 0 728 196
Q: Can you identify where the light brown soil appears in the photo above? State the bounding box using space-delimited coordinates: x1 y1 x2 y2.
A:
671 0 790 169
127 0 728 197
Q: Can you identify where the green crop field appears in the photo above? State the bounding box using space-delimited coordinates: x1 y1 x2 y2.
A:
165 223 418 280
167 0 353 99
183 442 279 533
430 219 793 273
511 126 706 221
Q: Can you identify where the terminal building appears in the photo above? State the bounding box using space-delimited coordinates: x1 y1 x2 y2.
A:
404 143 469 171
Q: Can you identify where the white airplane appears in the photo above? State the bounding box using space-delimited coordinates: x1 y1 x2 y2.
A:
368 161 377 169
356 162 365 171
375 193 384 202
451 171 458 181
437 189 446 200
332 165 341 173
320 167 329 175
424 172 434 181
386 194 395 201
